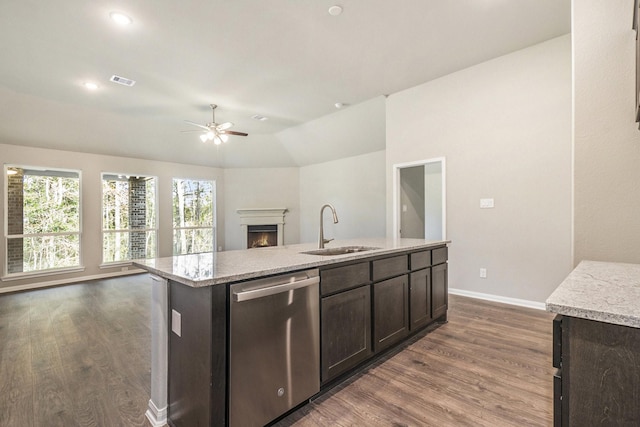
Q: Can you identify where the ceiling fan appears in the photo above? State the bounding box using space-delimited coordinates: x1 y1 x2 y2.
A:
184 104 248 145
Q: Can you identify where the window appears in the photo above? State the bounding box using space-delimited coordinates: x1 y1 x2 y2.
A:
172 179 215 255
102 174 157 264
5 166 81 275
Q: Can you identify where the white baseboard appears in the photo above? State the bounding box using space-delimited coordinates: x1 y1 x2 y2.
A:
449 287 545 310
0 269 146 294
145 399 168 427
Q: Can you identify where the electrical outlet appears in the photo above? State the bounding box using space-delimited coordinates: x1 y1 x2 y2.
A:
480 198 494 209
480 268 487 278
172 309 182 337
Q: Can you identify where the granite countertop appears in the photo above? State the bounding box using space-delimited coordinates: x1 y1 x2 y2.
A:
133 238 449 288
546 260 640 328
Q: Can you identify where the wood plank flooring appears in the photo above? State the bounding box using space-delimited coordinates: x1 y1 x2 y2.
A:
276 296 555 427
0 276 554 426
0 275 152 427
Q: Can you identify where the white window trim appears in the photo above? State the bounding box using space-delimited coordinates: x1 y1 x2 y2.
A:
172 178 217 255
3 164 83 277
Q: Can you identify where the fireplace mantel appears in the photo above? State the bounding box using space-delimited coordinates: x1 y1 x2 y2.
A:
237 208 288 248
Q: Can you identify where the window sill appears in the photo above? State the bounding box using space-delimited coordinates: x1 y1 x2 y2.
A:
99 261 134 270
1 266 86 282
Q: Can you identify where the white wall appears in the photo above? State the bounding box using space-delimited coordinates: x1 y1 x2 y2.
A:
573 0 640 264
223 168 300 250
299 150 386 244
0 143 224 290
386 35 572 303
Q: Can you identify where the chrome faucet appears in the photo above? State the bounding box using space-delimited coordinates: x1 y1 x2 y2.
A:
318 204 339 249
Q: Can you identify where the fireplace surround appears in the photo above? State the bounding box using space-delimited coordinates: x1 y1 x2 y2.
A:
237 208 287 249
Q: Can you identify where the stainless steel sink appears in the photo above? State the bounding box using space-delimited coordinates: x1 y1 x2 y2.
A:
301 246 380 256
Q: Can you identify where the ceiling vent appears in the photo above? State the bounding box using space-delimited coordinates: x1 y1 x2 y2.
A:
110 75 136 87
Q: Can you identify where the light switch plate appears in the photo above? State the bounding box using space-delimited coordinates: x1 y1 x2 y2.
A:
480 198 494 209
171 309 182 337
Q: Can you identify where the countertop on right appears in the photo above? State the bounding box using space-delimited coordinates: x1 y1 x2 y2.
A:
546 260 640 328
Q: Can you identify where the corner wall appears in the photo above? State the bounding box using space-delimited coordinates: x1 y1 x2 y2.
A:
299 150 386 244
386 35 572 303
573 0 640 264
223 168 300 251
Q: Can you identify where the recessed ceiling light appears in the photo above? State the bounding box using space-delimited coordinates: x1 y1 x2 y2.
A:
328 5 343 16
335 102 347 109
251 114 269 121
84 82 99 90
109 11 132 26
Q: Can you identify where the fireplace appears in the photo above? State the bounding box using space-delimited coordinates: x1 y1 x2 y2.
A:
247 225 278 248
237 208 288 249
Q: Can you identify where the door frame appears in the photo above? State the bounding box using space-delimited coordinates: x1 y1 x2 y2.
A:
392 157 446 240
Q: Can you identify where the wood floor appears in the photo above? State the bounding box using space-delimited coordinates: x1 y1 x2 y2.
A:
0 275 555 427
0 275 152 427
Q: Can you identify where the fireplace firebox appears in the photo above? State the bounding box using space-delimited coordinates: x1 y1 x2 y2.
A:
247 225 278 248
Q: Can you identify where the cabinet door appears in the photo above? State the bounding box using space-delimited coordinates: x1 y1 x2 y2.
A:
373 275 409 352
432 263 448 320
410 268 431 330
321 285 372 383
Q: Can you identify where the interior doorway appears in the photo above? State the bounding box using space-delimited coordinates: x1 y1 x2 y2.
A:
393 158 446 240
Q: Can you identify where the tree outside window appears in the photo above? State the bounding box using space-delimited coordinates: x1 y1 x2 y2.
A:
172 179 215 255
5 166 81 275
102 174 157 263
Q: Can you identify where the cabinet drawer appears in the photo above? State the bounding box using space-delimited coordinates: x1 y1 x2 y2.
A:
410 250 431 271
372 255 408 281
320 262 370 296
432 247 448 265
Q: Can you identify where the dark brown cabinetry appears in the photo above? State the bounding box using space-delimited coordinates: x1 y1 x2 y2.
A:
320 262 371 383
321 285 372 382
320 245 448 385
431 262 448 320
409 267 431 330
373 275 409 352
553 315 640 426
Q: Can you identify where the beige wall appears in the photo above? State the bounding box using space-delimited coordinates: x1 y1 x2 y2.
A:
0 143 225 290
386 35 573 303
223 167 300 251
573 0 640 264
299 151 386 244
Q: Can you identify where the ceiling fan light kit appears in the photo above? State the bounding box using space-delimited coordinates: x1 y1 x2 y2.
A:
185 104 248 146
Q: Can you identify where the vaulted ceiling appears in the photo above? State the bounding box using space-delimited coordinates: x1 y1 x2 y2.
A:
0 0 570 168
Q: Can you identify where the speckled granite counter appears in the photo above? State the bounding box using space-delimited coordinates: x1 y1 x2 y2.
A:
133 238 449 288
546 260 640 328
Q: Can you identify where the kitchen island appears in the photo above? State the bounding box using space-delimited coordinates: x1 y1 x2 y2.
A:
134 238 449 427
546 260 640 426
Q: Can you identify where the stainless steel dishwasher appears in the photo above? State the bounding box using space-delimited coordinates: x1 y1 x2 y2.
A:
229 269 320 427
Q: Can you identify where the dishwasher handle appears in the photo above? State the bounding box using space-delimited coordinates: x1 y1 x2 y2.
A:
233 276 319 302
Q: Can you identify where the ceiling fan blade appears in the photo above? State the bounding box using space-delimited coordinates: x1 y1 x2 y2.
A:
217 122 233 131
221 130 248 136
184 120 211 131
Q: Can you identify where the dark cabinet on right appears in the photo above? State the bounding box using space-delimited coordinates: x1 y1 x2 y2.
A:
553 314 640 426
409 247 448 330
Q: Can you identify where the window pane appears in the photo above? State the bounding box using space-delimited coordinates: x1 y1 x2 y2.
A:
101 174 157 262
22 172 80 234
172 179 214 228
6 167 81 274
8 235 80 273
103 232 130 263
102 179 129 230
173 228 214 255
172 178 215 255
